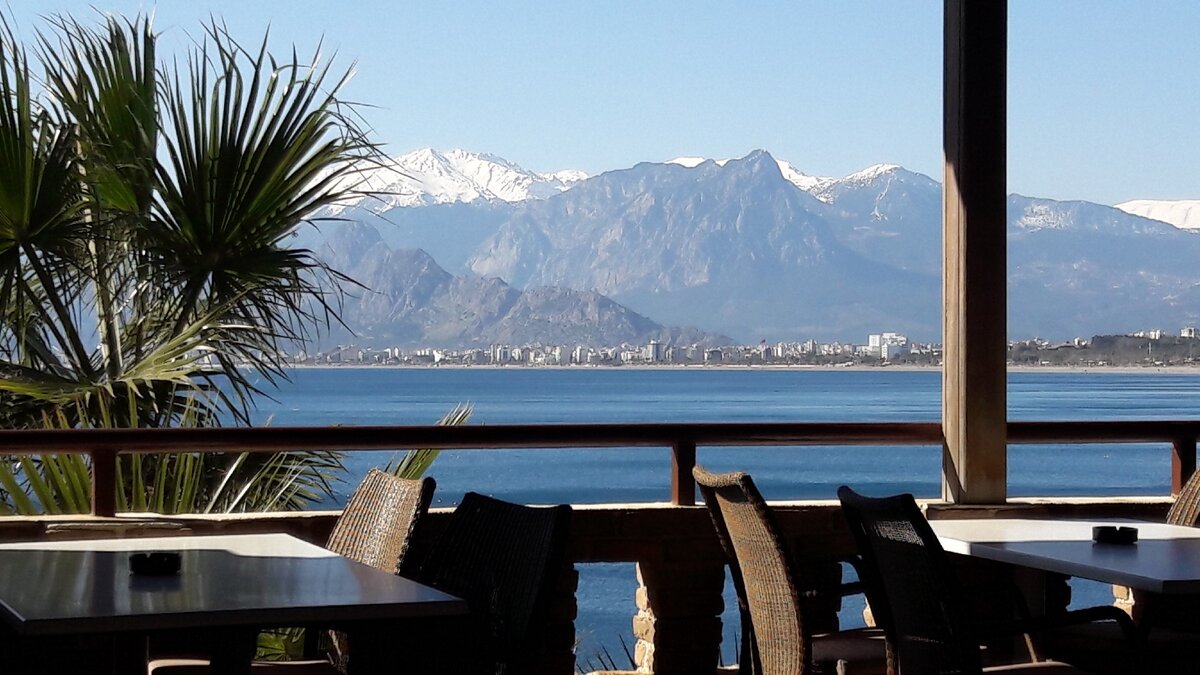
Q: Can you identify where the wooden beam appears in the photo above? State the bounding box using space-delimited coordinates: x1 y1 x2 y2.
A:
1172 437 1197 496
0 422 945 455
671 440 697 506
942 0 1008 504
91 449 117 518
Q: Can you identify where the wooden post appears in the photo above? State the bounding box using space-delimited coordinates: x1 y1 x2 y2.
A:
1172 437 1197 496
671 440 696 506
942 0 1008 504
91 449 117 517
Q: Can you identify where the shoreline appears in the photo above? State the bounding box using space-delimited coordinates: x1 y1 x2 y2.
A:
282 363 1200 375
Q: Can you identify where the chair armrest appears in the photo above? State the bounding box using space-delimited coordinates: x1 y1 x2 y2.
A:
981 605 1140 644
1024 606 1139 642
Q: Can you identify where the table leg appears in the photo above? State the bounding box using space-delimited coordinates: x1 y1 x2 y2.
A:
206 628 258 675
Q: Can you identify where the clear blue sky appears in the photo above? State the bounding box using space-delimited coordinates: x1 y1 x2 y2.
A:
9 1 1200 205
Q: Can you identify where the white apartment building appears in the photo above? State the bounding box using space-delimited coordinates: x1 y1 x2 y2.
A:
867 332 910 358
644 340 664 363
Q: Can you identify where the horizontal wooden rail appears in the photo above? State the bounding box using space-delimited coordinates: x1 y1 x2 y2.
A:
1008 421 1200 444
0 420 1196 516
0 422 944 454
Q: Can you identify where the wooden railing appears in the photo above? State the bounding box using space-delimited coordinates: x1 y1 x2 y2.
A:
1 420 1198 517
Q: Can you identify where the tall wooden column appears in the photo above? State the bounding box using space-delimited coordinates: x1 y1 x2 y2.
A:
942 0 1008 504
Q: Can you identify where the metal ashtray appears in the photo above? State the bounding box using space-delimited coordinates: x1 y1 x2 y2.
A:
1092 525 1138 545
129 551 182 575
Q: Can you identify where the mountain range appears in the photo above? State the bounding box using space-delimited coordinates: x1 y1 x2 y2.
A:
306 148 1200 346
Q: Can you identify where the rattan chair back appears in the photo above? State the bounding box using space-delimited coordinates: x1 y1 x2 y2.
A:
326 469 436 576
415 492 572 675
1167 468 1200 527
694 465 805 675
838 486 983 675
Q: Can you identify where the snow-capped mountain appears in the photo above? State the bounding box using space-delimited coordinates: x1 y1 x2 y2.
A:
333 148 587 213
1115 200 1200 231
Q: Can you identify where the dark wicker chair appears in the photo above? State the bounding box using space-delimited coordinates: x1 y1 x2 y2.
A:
148 470 436 674
837 486 1137 675
693 466 889 675
406 491 573 675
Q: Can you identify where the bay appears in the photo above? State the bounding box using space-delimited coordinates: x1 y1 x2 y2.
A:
249 367 1197 664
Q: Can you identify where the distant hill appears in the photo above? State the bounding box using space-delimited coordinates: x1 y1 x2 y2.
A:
313 222 727 349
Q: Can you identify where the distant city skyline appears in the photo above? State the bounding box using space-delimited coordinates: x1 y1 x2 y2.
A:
10 1 1200 205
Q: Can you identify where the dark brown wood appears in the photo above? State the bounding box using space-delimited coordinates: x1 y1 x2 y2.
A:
0 422 945 455
5 420 1200 455
1172 437 1198 496
1008 421 1200 444
91 449 117 518
671 440 697 506
942 0 1008 505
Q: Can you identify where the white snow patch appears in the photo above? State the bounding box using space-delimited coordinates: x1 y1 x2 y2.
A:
323 148 586 213
776 159 834 194
540 169 589 185
841 163 902 184
1115 200 1200 231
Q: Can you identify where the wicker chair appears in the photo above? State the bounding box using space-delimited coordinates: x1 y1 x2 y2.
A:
148 470 436 674
693 466 889 675
325 470 436 579
405 491 573 675
837 486 1138 675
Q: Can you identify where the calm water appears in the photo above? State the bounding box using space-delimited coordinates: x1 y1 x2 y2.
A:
250 367 1200 662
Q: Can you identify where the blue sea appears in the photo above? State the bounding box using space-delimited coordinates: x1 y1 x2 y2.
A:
249 367 1200 663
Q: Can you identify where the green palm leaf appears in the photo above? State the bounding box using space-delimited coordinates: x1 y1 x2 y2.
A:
386 404 473 479
0 14 382 516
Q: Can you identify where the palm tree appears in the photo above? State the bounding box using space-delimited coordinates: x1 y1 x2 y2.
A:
0 13 379 514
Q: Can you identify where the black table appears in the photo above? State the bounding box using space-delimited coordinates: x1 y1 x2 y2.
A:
0 533 467 674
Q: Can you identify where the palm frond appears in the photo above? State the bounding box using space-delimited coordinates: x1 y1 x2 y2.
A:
0 18 93 379
0 13 370 517
38 13 157 217
386 404 473 479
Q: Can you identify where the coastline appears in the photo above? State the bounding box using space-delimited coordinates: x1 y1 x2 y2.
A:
282 362 1200 375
